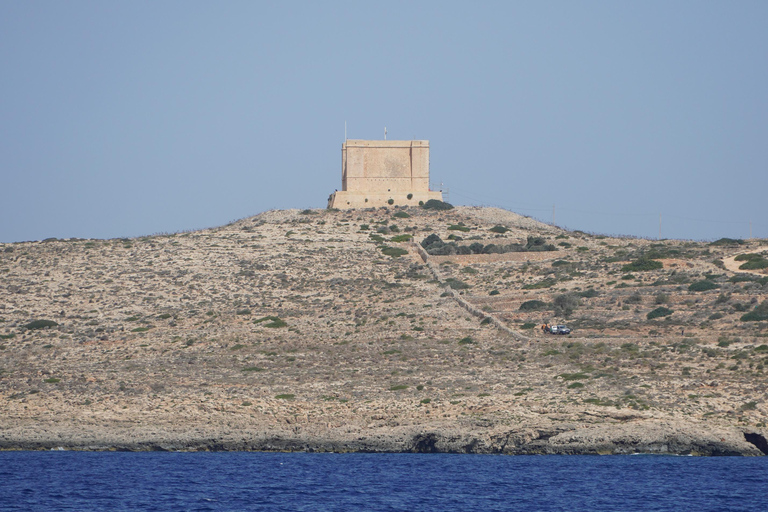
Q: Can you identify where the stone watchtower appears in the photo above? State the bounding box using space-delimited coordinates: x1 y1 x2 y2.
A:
327 140 443 209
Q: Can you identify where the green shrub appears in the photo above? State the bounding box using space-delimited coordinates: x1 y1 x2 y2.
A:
393 211 410 218
688 280 719 292
24 320 58 330
553 293 581 318
489 225 509 234
741 301 768 322
387 198 395 205
44 377 61 383
717 337 732 347
520 322 537 329
710 238 744 246
254 316 287 328
275 394 295 400
236 309 251 315
525 236 557 252
583 398 614 407
407 193 413 200
647 307 673 320
242 366 265 372
458 336 474 345
739 255 768 270
522 278 557 290
381 246 408 258
559 372 589 381
567 382 585 389
390 234 412 243
519 300 547 311
622 258 663 272
389 385 409 391
131 326 151 333
740 259 768 270
421 199 453 210
420 398 431 404
715 292 731 304
448 224 470 232
445 278 469 290
359 224 369 230
489 290 500 296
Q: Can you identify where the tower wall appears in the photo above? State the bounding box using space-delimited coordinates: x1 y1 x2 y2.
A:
329 139 442 209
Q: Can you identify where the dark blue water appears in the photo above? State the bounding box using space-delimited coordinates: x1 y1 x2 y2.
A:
1 452 766 511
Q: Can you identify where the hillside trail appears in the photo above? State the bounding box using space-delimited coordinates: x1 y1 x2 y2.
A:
409 241 531 344
722 246 768 275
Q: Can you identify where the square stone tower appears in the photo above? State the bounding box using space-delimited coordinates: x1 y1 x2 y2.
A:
327 140 443 209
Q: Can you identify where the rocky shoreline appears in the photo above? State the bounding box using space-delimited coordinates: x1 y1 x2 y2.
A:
2 420 766 456
2 207 766 459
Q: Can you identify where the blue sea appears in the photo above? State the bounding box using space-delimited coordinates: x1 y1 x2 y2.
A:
1 452 766 511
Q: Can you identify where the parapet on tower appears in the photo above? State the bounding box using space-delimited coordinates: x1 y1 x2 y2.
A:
327 140 443 209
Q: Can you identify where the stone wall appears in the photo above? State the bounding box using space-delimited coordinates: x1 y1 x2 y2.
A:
411 242 530 343
428 251 559 265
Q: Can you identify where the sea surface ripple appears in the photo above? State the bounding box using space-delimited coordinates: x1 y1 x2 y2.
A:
0 452 766 511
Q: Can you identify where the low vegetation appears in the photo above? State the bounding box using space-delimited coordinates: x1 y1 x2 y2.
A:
0 205 766 451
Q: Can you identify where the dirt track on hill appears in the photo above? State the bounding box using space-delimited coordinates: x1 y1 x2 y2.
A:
722 246 768 275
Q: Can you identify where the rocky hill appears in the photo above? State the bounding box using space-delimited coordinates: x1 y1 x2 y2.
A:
1 205 767 455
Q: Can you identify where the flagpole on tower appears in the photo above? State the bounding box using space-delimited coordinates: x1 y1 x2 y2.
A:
384 127 387 140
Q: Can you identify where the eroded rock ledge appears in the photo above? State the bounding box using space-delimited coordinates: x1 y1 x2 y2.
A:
1 421 765 456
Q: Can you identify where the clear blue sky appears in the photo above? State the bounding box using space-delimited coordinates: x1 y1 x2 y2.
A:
1 1 766 242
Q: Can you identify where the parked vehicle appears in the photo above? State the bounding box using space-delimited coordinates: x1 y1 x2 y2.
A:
542 324 571 335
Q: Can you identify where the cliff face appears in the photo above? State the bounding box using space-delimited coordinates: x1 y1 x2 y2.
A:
0 206 766 454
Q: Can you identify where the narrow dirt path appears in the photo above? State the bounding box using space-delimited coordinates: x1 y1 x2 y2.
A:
410 241 530 343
